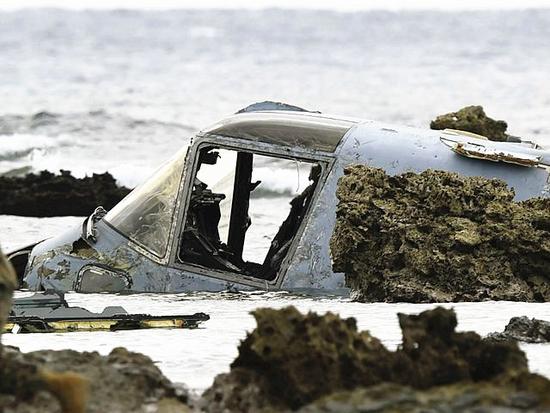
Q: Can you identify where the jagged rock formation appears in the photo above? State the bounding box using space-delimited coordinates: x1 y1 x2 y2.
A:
430 105 513 142
487 316 550 343
0 170 130 217
331 165 550 303
202 306 390 412
202 306 549 412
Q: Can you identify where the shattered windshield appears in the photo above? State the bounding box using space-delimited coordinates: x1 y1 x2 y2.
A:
104 147 187 257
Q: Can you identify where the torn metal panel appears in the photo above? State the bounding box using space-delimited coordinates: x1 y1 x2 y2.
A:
440 131 550 168
447 141 542 167
5 292 209 333
201 112 356 152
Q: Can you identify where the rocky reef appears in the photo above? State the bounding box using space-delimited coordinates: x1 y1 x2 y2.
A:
0 170 130 217
430 105 516 142
487 316 550 343
331 165 550 303
203 306 550 412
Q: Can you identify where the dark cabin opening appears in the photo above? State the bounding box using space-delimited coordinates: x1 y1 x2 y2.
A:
178 146 320 281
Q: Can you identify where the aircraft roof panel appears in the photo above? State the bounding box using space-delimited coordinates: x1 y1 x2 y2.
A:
201 111 358 152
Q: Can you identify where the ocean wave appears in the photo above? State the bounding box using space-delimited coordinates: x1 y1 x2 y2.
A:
0 110 196 138
0 133 58 169
0 110 197 183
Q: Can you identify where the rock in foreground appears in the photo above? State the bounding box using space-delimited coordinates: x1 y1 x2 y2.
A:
430 105 512 142
1 247 190 413
331 165 550 303
202 306 549 412
0 170 130 217
487 316 550 343
299 378 550 413
1 346 191 413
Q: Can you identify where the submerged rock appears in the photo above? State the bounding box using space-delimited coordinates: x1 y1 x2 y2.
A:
331 165 550 303
487 316 550 343
430 105 511 142
202 306 548 412
0 170 130 217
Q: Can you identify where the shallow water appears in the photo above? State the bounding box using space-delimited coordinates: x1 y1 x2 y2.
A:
4 291 550 393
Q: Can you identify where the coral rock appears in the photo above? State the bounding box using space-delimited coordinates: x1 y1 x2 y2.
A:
487 316 550 343
0 170 130 217
430 105 509 142
203 306 547 412
331 165 550 303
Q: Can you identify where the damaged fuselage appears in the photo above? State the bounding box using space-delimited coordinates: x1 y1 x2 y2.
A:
11 102 550 294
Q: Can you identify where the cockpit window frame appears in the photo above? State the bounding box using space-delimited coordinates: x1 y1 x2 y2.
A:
102 146 190 264
168 133 335 289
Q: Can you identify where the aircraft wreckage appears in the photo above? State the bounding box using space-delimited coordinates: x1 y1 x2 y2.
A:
8 102 550 295
4 292 208 333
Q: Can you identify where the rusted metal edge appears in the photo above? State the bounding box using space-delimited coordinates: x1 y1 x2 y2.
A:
440 137 543 167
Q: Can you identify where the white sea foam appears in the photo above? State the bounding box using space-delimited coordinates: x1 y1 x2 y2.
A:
0 134 57 160
0 133 59 175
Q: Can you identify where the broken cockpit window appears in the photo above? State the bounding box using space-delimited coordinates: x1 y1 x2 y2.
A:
179 146 320 281
104 147 187 258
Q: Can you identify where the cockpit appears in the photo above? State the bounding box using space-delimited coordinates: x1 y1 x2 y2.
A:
179 146 321 281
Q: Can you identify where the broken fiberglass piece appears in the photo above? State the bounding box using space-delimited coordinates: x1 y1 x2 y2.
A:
5 292 209 333
440 135 546 167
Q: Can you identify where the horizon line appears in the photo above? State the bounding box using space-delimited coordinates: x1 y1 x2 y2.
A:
1 0 550 12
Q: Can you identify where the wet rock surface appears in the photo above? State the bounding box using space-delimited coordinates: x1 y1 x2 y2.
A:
331 165 550 303
202 306 549 412
202 306 390 412
299 378 550 413
430 105 513 142
487 316 550 343
0 170 130 217
0 346 192 413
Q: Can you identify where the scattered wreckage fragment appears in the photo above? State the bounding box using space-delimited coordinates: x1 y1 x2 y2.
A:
4 292 209 333
8 102 550 295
